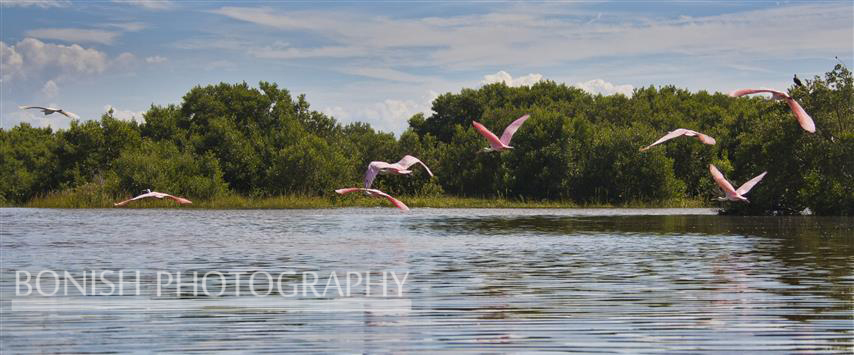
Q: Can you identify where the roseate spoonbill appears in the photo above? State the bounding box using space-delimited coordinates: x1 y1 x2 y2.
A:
18 105 80 119
335 188 409 211
364 155 434 189
729 89 815 133
472 114 530 152
708 164 767 203
640 128 716 151
793 74 804 87
114 189 193 206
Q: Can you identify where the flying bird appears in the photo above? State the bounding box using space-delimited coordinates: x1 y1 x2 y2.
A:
335 187 409 211
364 155 434 189
18 105 80 119
473 114 530 152
729 89 815 133
793 74 804 87
708 164 767 203
114 189 193 207
640 128 716 151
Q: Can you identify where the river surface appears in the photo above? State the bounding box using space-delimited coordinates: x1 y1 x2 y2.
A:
1 208 852 353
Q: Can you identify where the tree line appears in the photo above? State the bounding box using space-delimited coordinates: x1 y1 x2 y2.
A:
2 66 851 215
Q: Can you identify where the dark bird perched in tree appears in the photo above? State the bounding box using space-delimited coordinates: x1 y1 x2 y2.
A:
793 74 804 87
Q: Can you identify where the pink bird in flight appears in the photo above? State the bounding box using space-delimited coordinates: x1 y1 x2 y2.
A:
729 89 815 133
335 188 410 211
640 128 716 151
114 189 193 207
472 114 530 152
364 155 434 189
708 164 767 203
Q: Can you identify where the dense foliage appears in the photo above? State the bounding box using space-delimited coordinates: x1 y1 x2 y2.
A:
2 67 851 215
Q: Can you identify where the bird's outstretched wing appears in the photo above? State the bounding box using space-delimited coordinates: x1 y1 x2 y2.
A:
499 114 530 145
113 191 155 206
364 161 393 188
58 110 80 119
691 131 717 145
472 121 504 150
729 88 788 99
640 128 690 151
164 194 193 205
335 187 364 196
368 189 410 211
784 98 815 133
396 155 434 177
709 164 737 196
113 198 136 207
335 187 409 211
735 171 767 196
19 105 49 110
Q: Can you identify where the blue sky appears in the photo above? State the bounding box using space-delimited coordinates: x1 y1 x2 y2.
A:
2 0 852 134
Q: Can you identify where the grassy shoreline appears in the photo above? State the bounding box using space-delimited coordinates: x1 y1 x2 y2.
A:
9 190 712 209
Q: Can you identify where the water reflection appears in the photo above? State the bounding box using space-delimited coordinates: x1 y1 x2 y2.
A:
0 208 851 353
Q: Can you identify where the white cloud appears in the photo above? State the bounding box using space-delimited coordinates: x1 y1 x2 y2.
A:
0 0 69 8
104 105 146 122
102 22 147 32
25 28 121 45
0 41 24 82
573 79 634 96
250 45 365 59
113 52 137 68
323 90 438 133
145 55 167 64
1 38 110 82
111 0 174 10
344 67 432 83
482 71 543 87
41 80 59 98
210 3 852 69
204 60 235 71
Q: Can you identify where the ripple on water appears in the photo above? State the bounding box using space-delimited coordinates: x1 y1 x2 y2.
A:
1 208 852 353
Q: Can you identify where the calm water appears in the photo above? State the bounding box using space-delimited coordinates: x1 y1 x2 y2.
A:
1 208 852 353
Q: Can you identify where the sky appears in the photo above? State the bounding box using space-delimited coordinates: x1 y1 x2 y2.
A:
1 0 852 134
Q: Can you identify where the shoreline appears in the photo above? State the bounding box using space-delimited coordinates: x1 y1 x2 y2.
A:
9 194 711 209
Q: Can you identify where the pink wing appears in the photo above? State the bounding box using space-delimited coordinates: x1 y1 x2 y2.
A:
709 164 737 196
335 187 409 211
729 88 788 99
693 132 717 145
640 128 689 151
113 198 136 207
396 155 434 177
735 171 767 196
165 194 193 205
472 121 504 150
785 98 816 133
499 114 530 145
336 187 365 196
364 161 393 188
113 191 156 206
369 189 410 211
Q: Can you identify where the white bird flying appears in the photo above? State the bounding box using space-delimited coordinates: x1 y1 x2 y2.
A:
709 164 767 203
18 105 80 119
364 155 434 189
640 128 716 151
114 189 193 207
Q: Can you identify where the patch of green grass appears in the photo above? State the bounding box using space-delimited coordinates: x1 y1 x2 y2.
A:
17 185 711 209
